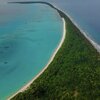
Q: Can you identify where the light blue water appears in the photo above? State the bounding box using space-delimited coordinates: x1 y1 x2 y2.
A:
18 0 99 45
0 0 100 99
0 3 63 99
5 0 100 45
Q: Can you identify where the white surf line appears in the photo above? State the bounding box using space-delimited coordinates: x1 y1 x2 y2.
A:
65 13 100 53
51 3 100 53
8 18 66 100
8 1 100 99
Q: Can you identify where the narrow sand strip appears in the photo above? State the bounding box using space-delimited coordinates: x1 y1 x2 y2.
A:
64 11 100 53
7 2 100 99
8 18 66 100
53 4 100 53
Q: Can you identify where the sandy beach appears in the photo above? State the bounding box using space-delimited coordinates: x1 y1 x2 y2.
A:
64 12 100 53
7 1 100 100
8 18 66 100
52 4 100 53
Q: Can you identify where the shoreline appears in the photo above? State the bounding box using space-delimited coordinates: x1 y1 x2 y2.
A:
8 18 66 100
7 1 100 100
9 1 100 53
50 3 100 53
63 11 100 53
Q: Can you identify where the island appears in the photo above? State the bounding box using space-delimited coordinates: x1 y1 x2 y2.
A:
8 1 100 100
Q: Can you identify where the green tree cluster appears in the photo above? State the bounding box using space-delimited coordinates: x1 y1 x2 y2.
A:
11 6 100 100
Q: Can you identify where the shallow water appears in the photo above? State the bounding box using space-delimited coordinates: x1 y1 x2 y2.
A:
0 3 63 99
0 0 100 99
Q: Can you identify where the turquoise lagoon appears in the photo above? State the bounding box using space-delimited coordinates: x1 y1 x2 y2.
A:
0 4 63 99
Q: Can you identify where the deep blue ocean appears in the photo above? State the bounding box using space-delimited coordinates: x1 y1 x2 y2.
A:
0 0 100 99
49 0 100 45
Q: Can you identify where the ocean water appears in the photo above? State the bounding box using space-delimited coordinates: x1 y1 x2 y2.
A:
5 0 100 45
1 0 100 43
0 0 100 99
46 0 100 45
0 3 63 99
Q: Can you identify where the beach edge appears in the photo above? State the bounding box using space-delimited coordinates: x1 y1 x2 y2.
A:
8 1 100 100
7 18 66 100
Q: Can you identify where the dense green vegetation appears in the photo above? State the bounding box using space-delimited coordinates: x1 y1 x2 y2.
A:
11 5 100 100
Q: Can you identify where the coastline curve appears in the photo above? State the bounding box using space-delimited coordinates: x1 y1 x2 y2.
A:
7 4 66 99
8 1 100 100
